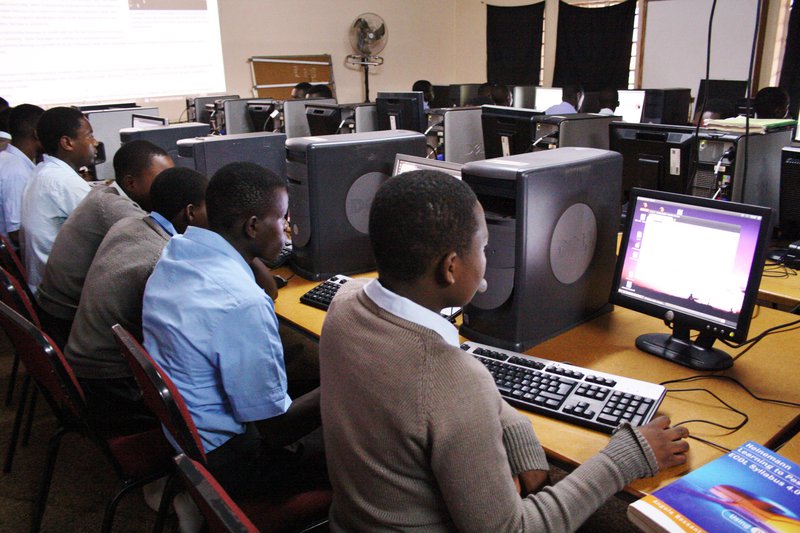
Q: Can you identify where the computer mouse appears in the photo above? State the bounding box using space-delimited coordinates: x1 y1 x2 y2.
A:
273 275 288 289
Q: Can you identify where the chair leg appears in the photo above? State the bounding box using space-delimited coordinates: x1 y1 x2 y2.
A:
154 472 178 533
31 426 67 533
102 474 165 533
4 374 30 473
5 353 20 406
22 386 38 446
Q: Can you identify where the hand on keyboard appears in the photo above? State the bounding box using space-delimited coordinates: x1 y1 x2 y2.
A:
637 416 690 471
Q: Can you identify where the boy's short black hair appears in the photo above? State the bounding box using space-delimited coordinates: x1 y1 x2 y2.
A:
307 84 333 98
150 167 208 221
8 104 44 140
36 106 86 155
113 140 168 180
369 170 479 281
754 87 790 118
205 162 287 232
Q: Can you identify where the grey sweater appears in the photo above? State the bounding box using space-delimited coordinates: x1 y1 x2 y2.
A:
65 215 170 379
320 279 658 532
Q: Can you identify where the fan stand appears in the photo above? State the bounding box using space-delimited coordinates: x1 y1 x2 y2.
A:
346 54 383 103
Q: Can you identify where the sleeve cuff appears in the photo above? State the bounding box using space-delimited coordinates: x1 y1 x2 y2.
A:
604 422 658 479
502 419 549 475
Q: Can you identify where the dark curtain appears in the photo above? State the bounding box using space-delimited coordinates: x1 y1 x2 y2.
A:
487 3 545 85
553 0 636 92
780 0 800 119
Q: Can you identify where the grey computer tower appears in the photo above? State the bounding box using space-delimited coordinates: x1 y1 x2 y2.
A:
217 98 276 135
283 98 336 138
427 107 485 164
286 130 427 280
460 148 621 351
85 107 158 180
119 122 211 161
176 132 287 178
690 127 792 220
532 114 619 151
780 147 800 239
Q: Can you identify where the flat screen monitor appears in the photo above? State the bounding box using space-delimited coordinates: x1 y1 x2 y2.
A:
306 103 346 136
78 102 138 111
534 87 563 112
392 154 462 179
376 92 426 133
609 122 696 204
611 188 772 371
131 114 168 128
615 90 646 123
481 105 543 159
246 101 280 133
694 79 747 119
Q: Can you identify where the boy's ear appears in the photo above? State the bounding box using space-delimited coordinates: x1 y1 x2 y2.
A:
435 251 458 287
242 215 258 239
59 134 74 153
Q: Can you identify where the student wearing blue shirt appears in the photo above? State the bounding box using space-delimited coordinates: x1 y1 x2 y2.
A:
142 162 325 500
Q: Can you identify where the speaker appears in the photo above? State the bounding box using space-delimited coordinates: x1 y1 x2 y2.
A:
460 148 621 351
175 132 287 178
781 147 800 240
286 130 427 280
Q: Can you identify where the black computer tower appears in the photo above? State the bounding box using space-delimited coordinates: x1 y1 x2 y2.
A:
689 127 792 219
286 130 427 280
460 148 621 351
780 147 800 240
175 132 287 178
641 88 691 125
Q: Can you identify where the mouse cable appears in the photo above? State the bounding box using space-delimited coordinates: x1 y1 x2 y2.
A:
660 374 800 409
664 387 749 433
686 435 732 454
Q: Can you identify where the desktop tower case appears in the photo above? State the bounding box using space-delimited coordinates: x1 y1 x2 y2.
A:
641 88 691 125
85 106 158 180
427 107 485 164
283 98 336 138
119 122 211 161
459 148 621 351
532 114 619 151
286 130 427 280
186 95 239 124
175 132 287 178
780 147 800 240
689 128 792 220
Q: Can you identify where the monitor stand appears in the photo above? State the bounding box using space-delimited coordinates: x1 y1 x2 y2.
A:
635 324 733 371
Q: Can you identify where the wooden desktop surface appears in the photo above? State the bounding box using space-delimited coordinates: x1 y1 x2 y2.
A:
759 263 800 310
272 267 800 497
777 430 800 466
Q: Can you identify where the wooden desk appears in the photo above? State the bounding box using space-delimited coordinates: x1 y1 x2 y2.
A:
273 269 800 497
759 263 800 311
777 431 800 466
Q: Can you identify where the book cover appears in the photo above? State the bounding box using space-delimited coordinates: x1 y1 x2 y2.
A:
628 441 800 532
703 117 797 134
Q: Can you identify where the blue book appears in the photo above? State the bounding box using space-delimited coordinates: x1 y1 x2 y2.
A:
628 441 800 532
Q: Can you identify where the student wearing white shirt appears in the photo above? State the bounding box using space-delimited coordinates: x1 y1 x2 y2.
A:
21 107 96 294
545 85 584 115
0 104 43 247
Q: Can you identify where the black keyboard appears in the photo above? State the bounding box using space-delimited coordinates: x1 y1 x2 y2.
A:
299 275 352 311
262 243 293 269
460 341 666 434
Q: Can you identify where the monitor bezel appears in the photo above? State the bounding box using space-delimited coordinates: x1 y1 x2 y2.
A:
131 113 168 128
392 153 463 179
611 188 773 346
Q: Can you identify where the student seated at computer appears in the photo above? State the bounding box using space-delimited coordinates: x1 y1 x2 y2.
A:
291 82 313 99
598 88 619 116
319 170 690 532
65 166 208 435
545 85 584 115
142 162 327 500
36 140 174 347
754 86 790 119
412 79 435 111
306 84 333 99
696 98 737 125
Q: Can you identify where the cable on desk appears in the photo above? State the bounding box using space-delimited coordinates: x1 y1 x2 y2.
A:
762 261 798 278
724 319 800 362
665 387 748 433
661 375 800 409
687 435 731 454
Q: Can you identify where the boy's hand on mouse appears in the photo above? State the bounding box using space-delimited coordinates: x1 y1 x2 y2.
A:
637 416 689 470
250 257 279 300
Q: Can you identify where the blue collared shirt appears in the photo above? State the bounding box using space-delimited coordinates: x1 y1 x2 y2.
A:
142 226 291 453
544 102 578 115
147 211 176 236
0 144 35 238
363 279 460 347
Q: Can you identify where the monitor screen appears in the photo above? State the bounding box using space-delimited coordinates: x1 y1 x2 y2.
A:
376 92 426 133
131 114 168 128
615 90 646 123
481 105 543 158
609 122 696 205
611 188 772 370
534 87 563 111
392 154 462 180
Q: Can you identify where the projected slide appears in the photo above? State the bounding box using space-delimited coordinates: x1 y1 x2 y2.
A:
0 0 226 105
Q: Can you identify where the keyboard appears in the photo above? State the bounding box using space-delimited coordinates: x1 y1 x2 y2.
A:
299 275 352 311
460 341 665 434
262 243 293 269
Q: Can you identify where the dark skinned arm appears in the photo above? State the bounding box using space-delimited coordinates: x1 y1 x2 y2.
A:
254 387 321 449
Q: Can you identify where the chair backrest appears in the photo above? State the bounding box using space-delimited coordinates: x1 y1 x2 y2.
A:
0 266 41 328
0 300 84 425
174 453 258 533
112 324 206 462
0 233 29 285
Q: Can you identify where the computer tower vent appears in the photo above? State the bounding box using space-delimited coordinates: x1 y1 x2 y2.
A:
690 169 717 198
780 149 800 239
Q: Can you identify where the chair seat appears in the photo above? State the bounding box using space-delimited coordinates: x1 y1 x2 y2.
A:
239 488 332 533
106 427 174 479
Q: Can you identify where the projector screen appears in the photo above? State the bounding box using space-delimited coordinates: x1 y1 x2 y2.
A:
0 0 226 106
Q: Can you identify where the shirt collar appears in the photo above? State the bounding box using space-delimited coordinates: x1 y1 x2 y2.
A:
4 145 35 169
181 226 255 282
148 211 177 236
363 279 460 347
42 154 79 175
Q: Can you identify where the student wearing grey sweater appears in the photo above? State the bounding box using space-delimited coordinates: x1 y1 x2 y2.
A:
320 171 689 532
